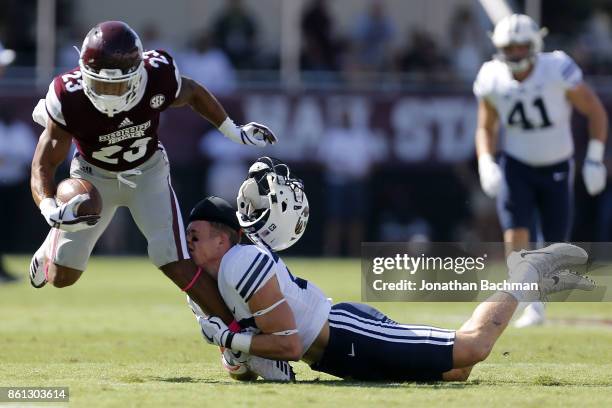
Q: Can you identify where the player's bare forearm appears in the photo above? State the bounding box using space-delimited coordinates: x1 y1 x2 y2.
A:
30 122 73 206
475 99 499 157
170 76 228 127
249 332 303 361
246 276 302 360
567 83 608 143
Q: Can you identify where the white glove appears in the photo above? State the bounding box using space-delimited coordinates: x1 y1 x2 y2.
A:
583 140 607 196
39 195 100 232
240 122 277 146
478 153 503 198
219 117 277 147
199 316 253 353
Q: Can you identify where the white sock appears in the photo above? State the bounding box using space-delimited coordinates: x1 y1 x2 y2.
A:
36 230 53 260
504 262 539 302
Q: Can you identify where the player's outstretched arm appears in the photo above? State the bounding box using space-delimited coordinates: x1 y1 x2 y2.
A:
567 83 609 195
171 76 277 147
170 76 228 126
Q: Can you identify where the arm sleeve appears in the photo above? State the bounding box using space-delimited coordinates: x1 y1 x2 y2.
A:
555 51 583 90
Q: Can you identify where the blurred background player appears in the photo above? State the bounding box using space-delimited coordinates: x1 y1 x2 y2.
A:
473 14 608 327
0 41 34 284
316 111 380 256
28 21 276 323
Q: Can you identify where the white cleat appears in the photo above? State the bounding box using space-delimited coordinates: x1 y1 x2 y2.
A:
514 302 546 328
507 243 589 278
540 269 596 297
29 248 47 288
221 349 295 382
248 355 295 382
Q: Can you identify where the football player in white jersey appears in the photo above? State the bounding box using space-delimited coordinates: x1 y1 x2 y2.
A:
186 158 594 381
474 14 608 327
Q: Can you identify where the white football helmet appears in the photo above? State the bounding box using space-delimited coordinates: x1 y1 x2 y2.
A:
491 14 548 73
237 157 309 252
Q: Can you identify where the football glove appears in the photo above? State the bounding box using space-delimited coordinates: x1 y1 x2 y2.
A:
478 153 503 198
199 316 253 353
583 140 607 196
218 117 277 147
583 160 606 196
199 316 231 347
39 195 100 232
240 122 277 147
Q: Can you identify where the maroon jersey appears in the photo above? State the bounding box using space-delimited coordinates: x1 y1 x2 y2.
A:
45 50 181 171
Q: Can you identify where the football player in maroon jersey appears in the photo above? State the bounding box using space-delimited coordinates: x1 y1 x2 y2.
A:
29 21 275 322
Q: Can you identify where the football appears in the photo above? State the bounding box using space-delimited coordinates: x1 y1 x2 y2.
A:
55 178 103 216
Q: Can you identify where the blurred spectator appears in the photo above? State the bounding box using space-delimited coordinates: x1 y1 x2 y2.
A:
301 0 340 71
212 0 257 70
573 8 612 75
448 6 485 81
0 41 16 77
199 129 256 203
395 30 447 77
141 22 174 52
180 31 237 95
597 143 612 241
317 111 380 256
349 0 395 72
0 106 36 283
57 26 85 69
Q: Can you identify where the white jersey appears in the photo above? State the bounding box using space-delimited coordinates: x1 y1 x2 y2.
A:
473 51 583 166
217 244 331 357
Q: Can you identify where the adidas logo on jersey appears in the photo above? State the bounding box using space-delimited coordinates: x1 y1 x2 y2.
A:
118 117 134 128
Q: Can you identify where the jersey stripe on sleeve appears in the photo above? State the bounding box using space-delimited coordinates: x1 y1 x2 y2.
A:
235 253 263 290
236 253 274 301
244 259 275 302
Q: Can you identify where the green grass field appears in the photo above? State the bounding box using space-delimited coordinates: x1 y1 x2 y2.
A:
1 256 611 407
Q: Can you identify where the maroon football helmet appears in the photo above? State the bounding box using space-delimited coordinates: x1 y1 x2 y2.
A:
79 21 145 116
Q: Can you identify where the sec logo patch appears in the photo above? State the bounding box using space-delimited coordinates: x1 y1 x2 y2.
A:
150 94 165 109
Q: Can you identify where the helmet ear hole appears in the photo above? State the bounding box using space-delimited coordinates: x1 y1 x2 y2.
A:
281 201 287 212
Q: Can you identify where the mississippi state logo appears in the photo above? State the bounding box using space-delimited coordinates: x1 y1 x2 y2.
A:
150 94 165 109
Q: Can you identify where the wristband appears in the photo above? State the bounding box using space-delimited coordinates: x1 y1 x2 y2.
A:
228 320 242 333
230 332 253 353
586 139 605 163
39 197 57 212
218 117 242 144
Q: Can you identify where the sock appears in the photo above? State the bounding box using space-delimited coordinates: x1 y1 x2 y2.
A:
36 231 53 259
503 262 539 302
